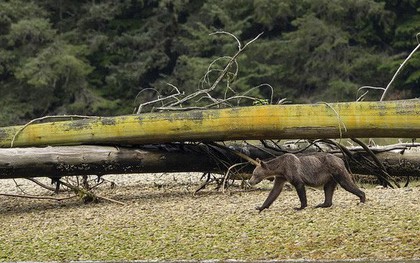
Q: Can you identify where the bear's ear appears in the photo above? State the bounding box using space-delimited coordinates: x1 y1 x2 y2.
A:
260 160 268 169
256 158 261 165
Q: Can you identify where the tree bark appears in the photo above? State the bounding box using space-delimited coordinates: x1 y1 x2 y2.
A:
348 150 420 178
0 145 225 179
0 144 419 179
1 100 420 148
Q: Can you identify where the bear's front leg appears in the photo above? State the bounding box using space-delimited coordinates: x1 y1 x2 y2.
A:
256 177 285 212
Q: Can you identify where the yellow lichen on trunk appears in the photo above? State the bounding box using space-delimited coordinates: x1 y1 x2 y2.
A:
1 99 419 147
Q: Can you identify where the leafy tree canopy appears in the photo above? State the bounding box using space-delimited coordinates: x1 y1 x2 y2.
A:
0 0 418 126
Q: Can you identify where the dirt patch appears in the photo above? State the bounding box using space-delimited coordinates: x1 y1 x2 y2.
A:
0 174 419 261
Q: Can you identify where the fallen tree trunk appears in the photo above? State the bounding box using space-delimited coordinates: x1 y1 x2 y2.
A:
1 100 420 148
0 145 224 179
1 144 419 179
348 150 420 178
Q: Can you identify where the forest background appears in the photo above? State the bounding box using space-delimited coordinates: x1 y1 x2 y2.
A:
0 0 418 127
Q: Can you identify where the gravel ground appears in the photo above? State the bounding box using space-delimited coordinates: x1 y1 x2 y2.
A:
0 173 419 261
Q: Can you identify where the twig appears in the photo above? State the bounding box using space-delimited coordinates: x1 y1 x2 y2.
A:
245 141 278 156
351 138 400 188
240 83 274 105
90 177 116 190
210 31 242 49
12 179 29 194
318 139 358 174
134 88 161 113
10 115 97 147
208 32 263 94
131 31 270 114
95 195 126 205
260 139 326 154
136 84 182 114
380 38 420 101
260 140 284 152
204 56 239 92
58 179 125 205
167 32 264 108
356 86 386 101
204 95 269 108
204 142 238 170
329 143 420 153
134 87 161 100
155 84 274 111
222 162 247 192
26 178 58 192
209 142 260 166
194 173 212 194
153 106 205 111
318 102 347 139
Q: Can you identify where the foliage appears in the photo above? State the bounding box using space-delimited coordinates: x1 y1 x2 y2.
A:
0 0 419 126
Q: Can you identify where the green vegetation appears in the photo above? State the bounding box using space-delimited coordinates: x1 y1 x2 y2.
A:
0 0 419 126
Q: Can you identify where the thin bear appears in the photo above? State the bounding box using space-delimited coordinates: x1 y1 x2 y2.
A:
249 153 366 211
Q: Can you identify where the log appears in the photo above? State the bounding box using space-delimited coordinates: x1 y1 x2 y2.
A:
349 150 420 178
0 145 224 179
1 144 419 179
1 100 420 148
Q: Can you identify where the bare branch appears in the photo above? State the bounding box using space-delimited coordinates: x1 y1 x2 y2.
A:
241 84 274 104
58 179 125 205
130 31 269 115
210 31 242 50
222 162 247 193
136 84 182 114
210 142 260 166
134 88 161 107
26 178 58 192
317 102 347 140
351 138 400 188
380 38 420 101
356 86 385 101
167 32 264 108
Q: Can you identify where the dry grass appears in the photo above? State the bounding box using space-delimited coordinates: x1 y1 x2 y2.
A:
0 175 419 261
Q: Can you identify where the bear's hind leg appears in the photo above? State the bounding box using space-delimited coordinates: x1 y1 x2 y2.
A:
315 180 337 208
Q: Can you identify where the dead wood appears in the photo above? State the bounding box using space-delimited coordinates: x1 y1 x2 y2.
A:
0 144 419 182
